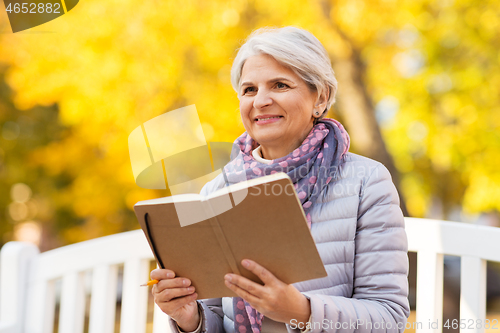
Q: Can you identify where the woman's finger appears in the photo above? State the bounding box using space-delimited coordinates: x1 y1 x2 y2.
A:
224 278 261 305
155 277 191 292
241 259 278 286
156 285 196 302
151 268 175 280
155 292 198 314
224 273 265 297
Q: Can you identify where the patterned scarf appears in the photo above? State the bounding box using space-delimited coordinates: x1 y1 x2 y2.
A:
222 118 350 333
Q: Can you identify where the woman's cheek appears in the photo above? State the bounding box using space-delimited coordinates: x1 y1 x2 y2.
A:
240 105 252 121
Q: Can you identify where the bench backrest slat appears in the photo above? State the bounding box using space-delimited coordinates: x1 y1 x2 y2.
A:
119 258 150 333
88 264 119 333
460 256 487 331
59 271 86 333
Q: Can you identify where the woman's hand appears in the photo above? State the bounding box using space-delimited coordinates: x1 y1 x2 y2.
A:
224 259 311 326
151 269 200 332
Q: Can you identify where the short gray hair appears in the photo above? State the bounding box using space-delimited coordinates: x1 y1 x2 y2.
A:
230 26 338 123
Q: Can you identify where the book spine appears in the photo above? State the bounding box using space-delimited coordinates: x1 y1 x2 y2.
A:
142 212 165 269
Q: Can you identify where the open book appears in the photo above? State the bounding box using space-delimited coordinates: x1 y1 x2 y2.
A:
134 172 327 299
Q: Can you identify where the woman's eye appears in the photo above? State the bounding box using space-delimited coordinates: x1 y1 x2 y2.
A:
243 87 255 94
276 82 288 89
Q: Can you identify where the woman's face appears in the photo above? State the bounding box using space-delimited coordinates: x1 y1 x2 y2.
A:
239 53 324 158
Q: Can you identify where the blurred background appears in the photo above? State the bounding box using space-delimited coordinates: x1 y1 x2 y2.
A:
0 0 499 331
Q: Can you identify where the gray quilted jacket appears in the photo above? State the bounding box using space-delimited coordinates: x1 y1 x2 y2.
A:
169 152 410 333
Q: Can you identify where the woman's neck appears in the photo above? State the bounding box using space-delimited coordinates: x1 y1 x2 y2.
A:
260 146 291 160
259 137 305 160
259 123 314 160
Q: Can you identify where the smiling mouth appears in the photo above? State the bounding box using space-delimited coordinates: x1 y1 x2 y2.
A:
255 116 284 122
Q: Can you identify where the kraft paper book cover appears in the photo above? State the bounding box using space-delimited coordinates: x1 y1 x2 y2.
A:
134 172 327 299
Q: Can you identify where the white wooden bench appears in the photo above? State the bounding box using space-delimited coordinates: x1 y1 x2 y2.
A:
406 217 500 333
0 218 499 333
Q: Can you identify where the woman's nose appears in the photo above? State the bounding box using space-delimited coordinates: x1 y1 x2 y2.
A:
253 89 273 109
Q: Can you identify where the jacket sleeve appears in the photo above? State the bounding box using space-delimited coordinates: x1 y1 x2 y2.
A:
287 163 410 333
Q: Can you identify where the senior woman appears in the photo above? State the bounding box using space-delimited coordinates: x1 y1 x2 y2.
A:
151 26 410 333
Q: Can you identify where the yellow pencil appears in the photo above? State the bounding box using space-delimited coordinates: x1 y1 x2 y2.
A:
140 279 159 287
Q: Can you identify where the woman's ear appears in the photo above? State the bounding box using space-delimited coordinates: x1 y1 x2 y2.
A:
314 88 329 117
